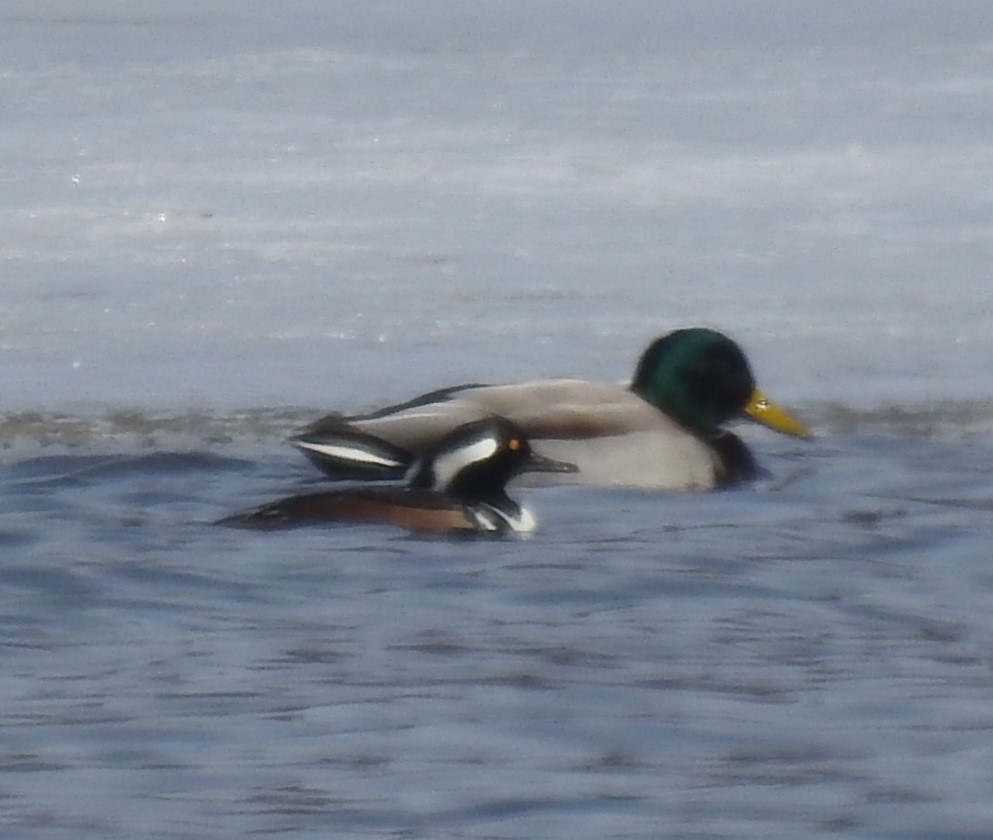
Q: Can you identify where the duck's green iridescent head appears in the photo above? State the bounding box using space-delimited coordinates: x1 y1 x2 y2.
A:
631 328 809 437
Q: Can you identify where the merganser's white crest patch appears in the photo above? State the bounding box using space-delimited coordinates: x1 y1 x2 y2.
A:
295 440 405 468
430 436 499 491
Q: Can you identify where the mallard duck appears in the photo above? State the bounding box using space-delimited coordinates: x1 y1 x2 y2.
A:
221 417 575 534
292 327 810 490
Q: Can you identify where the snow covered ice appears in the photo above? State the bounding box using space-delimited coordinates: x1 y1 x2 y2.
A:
3 0 992 416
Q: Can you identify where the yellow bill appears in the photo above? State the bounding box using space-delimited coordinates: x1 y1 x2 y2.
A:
743 388 811 439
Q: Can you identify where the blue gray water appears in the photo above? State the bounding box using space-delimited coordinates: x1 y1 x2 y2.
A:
4 1 993 836
3 409 993 839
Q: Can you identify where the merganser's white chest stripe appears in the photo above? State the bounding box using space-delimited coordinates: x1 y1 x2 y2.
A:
509 506 536 533
471 504 536 534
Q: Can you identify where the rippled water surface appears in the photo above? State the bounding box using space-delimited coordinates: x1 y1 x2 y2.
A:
3 414 993 839
4 1 993 836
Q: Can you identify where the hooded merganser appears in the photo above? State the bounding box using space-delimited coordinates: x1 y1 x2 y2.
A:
221 417 575 534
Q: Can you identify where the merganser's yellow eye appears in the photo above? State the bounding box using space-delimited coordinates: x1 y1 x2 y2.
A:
508 438 521 451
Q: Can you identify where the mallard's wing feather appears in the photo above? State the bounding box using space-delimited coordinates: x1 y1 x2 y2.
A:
295 379 730 489
333 380 666 443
